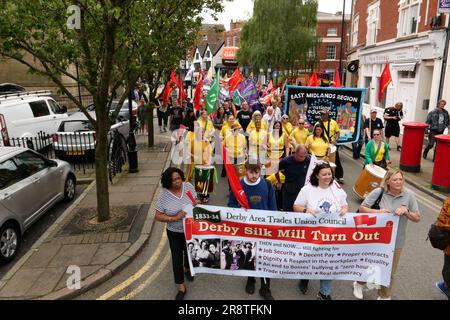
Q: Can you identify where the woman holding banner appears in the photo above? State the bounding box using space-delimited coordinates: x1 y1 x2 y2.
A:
155 167 200 300
355 169 420 300
305 123 330 161
293 162 348 300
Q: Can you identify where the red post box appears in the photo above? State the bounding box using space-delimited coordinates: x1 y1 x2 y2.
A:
432 134 450 192
400 122 429 172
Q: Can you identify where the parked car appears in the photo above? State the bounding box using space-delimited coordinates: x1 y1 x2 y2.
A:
52 111 130 160
0 147 76 263
0 90 68 148
86 99 138 122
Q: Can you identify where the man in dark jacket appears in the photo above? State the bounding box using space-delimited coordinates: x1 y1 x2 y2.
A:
424 100 449 161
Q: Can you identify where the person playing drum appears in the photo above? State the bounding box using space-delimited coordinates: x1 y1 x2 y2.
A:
364 129 391 169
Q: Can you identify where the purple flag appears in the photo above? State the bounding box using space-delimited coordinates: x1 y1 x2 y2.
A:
236 79 259 105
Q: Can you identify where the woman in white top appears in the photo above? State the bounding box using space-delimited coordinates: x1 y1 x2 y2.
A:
293 162 348 300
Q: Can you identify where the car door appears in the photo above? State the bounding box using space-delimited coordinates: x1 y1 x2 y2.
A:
0 157 36 223
12 151 58 223
47 99 68 133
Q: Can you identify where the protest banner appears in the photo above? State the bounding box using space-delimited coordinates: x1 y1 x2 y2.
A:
184 205 399 287
284 86 365 145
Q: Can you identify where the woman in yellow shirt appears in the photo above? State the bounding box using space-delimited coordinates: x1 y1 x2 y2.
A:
290 118 310 147
267 121 290 175
197 110 215 141
248 118 268 163
281 115 294 137
224 122 247 165
221 114 240 139
305 123 330 160
246 111 269 133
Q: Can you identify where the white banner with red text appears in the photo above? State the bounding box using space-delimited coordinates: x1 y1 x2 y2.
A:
184 205 399 287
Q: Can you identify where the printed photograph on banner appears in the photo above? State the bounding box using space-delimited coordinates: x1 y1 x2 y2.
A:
284 86 365 144
221 240 257 271
188 238 221 269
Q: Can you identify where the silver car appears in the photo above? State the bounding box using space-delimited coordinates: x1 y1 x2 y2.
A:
0 147 76 264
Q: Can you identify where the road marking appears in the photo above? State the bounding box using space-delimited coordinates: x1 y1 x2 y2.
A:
96 231 167 300
119 251 171 300
340 149 442 210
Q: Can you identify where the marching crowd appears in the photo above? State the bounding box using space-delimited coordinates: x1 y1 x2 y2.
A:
153 88 450 301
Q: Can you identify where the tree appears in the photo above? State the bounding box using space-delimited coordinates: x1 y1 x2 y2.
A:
0 0 223 221
238 0 320 74
134 0 223 147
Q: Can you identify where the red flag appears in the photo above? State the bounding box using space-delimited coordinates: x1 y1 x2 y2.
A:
194 77 204 111
228 68 243 93
333 70 342 88
222 144 250 209
267 80 274 93
378 63 392 103
179 72 186 105
307 72 319 87
353 215 377 227
162 71 179 104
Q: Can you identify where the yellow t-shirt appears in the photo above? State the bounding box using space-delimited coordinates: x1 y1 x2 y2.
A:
317 119 340 143
248 130 268 158
246 120 269 133
186 130 212 165
224 132 247 160
282 122 293 137
197 118 215 139
266 172 286 185
305 135 330 159
221 122 241 138
290 127 310 145
374 143 385 162
268 133 287 159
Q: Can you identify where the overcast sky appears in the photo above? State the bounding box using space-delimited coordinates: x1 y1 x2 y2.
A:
202 0 352 30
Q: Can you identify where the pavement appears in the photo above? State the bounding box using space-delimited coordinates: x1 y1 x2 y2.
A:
0 127 447 300
343 140 449 202
0 132 172 300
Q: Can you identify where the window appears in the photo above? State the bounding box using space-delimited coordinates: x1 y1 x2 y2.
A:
14 151 48 175
399 0 419 37
196 53 200 60
327 27 338 36
29 101 50 118
352 15 359 48
366 2 380 45
364 77 371 104
227 37 231 47
326 45 336 60
233 36 237 47
48 100 64 114
206 50 210 58
0 159 24 190
399 70 416 78
307 48 315 59
202 35 208 41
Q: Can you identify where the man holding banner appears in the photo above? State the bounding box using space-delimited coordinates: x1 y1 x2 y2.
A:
228 161 277 300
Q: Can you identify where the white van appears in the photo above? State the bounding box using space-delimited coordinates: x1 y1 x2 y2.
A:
0 90 68 147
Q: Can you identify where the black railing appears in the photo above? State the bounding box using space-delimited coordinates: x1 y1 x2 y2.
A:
8 130 128 177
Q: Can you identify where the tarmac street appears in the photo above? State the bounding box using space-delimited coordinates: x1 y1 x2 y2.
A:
76 147 448 300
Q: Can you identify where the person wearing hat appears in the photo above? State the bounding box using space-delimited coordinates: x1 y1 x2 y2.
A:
223 122 247 166
246 110 269 134
281 114 293 137
364 109 384 144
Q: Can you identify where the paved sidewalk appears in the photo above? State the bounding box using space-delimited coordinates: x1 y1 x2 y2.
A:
343 141 449 202
0 133 172 300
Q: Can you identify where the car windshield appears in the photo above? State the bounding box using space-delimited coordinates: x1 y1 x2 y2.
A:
61 120 94 132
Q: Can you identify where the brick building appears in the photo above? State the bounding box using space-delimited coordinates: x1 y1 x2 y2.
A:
197 24 226 46
316 11 351 83
223 20 244 47
347 0 449 124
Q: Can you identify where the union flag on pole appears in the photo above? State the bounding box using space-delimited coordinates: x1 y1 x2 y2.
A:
378 63 392 103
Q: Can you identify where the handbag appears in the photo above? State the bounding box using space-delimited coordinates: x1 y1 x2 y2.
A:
428 224 450 250
356 188 384 212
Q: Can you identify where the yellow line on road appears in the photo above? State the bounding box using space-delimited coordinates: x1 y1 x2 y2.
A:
96 231 167 300
119 251 171 300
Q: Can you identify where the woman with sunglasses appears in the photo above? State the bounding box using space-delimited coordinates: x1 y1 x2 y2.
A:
305 123 330 160
290 118 309 147
364 129 391 169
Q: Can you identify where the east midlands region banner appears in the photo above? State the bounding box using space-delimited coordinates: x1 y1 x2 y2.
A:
284 86 365 145
184 205 399 287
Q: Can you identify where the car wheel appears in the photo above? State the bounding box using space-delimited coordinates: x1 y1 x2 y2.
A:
0 222 21 264
63 174 76 202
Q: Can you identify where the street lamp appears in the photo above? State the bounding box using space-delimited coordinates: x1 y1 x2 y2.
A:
128 87 138 173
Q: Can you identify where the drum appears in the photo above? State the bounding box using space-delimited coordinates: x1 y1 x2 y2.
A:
194 165 215 194
233 163 246 179
353 165 387 199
